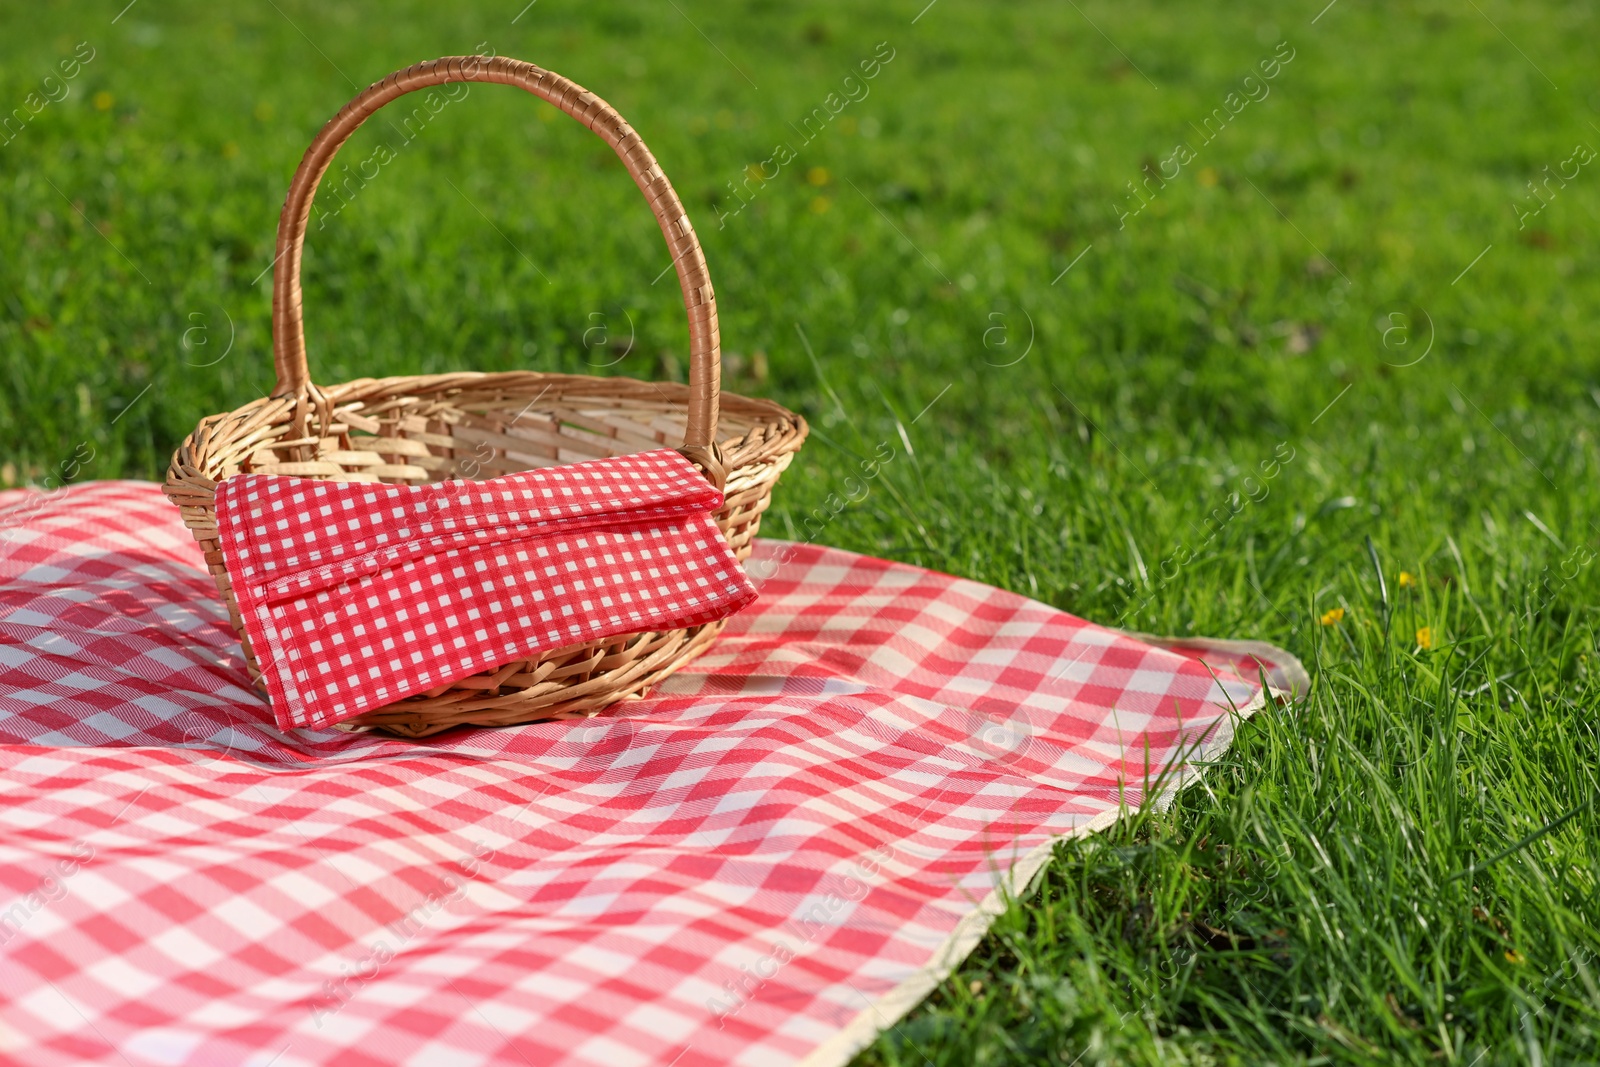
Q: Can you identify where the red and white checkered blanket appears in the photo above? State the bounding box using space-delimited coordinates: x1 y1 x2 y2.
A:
0 481 1303 1067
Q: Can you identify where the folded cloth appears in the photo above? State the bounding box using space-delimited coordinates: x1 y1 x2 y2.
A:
214 450 755 730
0 482 1306 1067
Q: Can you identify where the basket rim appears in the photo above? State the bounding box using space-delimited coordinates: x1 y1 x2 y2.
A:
168 370 808 487
316 369 799 417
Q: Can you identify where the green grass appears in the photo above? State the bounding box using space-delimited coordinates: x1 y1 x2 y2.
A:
4 0 1600 1062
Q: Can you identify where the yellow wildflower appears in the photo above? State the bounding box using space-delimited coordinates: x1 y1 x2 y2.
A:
1398 571 1416 588
809 196 832 215
807 166 831 187
1416 627 1433 649
1197 167 1219 187
1319 607 1345 626
1505 949 1526 965
93 91 114 112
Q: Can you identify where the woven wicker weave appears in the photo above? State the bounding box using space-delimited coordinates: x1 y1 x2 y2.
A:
163 56 807 737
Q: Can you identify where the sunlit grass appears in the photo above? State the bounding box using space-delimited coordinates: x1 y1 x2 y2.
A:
2 0 1597 1061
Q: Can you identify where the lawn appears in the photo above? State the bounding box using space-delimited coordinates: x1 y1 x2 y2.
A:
3 0 1599 1062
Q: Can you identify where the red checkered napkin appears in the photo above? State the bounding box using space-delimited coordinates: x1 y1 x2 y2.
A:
214 449 755 731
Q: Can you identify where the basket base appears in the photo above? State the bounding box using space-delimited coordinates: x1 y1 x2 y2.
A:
332 621 725 738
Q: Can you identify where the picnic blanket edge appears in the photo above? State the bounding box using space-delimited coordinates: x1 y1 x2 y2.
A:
798 668 1291 1067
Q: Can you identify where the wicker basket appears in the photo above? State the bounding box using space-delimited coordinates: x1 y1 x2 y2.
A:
163 56 806 737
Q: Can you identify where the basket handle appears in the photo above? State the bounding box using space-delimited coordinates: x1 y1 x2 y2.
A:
270 55 722 478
